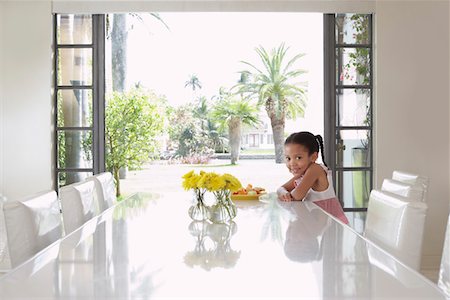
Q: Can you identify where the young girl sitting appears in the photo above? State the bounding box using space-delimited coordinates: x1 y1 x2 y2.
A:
277 131 349 224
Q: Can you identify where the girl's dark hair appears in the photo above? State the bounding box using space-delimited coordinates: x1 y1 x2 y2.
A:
285 131 328 167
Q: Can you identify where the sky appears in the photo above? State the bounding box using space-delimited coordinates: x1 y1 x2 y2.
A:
109 12 324 134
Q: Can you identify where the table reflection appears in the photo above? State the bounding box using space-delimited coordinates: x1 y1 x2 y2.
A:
184 221 240 270
283 203 330 263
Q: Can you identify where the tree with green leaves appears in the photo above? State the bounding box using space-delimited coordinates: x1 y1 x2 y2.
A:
184 74 202 92
192 96 228 152
106 87 166 196
167 104 214 161
236 43 308 163
212 90 260 164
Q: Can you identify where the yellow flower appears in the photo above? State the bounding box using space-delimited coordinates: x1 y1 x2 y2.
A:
183 171 241 193
182 171 201 190
182 170 195 180
198 172 226 191
222 173 242 192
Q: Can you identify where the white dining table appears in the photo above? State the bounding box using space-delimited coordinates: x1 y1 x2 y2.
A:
0 192 446 299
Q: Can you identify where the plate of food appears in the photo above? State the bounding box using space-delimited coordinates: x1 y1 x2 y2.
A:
231 184 266 200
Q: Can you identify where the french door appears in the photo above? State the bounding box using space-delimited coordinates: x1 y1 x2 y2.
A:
324 13 373 212
54 14 105 189
54 13 373 208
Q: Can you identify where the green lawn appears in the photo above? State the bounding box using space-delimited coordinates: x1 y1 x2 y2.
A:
240 149 274 155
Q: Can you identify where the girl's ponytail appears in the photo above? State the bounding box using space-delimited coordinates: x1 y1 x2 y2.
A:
315 135 328 168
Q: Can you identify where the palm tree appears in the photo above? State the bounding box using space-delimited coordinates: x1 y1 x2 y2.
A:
212 91 260 164
237 44 308 163
192 96 227 152
110 13 169 92
193 96 208 130
185 74 202 92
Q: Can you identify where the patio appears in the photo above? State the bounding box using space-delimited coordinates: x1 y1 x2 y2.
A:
121 159 290 197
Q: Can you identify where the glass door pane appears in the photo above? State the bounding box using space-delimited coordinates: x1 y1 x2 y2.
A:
55 14 104 188
326 13 373 211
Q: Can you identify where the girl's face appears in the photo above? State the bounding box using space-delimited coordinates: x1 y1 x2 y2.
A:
284 143 318 176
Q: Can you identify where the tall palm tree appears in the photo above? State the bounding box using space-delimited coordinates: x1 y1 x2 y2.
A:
193 96 208 130
110 13 169 92
237 44 308 163
184 74 202 92
212 92 260 164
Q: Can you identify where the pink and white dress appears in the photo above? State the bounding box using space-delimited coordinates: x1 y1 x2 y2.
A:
294 165 349 224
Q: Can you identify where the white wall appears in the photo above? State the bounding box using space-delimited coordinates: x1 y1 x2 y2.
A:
0 1 54 200
0 2 4 196
375 1 450 269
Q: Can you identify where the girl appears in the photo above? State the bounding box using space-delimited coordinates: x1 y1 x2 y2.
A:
277 131 349 224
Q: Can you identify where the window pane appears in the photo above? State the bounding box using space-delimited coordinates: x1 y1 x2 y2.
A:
57 14 92 45
336 170 370 208
335 14 370 44
337 88 370 126
58 172 93 188
57 89 93 127
336 48 370 86
58 130 93 168
336 130 370 168
57 48 92 86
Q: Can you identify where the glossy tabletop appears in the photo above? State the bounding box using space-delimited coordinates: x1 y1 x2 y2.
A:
0 192 446 299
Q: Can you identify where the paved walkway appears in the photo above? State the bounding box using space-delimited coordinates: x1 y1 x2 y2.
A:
120 159 291 197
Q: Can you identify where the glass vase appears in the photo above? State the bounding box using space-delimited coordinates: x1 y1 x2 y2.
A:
188 190 210 221
224 194 237 219
209 191 236 223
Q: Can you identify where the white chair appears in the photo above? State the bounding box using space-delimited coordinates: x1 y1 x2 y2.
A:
364 189 427 271
2 191 63 268
59 180 97 234
0 194 11 271
88 172 116 212
381 178 425 202
438 213 450 297
392 170 429 201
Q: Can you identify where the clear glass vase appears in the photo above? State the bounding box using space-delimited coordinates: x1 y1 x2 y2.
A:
209 191 236 223
224 194 237 219
188 190 210 221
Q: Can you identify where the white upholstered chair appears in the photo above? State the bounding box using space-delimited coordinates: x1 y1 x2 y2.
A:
392 170 429 201
381 178 425 202
438 213 450 297
88 172 116 212
2 191 63 268
59 180 97 234
364 190 427 271
0 194 10 272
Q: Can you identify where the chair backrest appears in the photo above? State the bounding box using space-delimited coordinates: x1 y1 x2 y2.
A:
364 189 427 271
438 213 450 297
381 178 425 202
59 180 97 235
392 170 429 196
88 172 116 212
0 195 11 271
2 191 62 268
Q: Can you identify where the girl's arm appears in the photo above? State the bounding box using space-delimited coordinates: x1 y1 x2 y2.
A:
277 176 298 201
290 164 323 201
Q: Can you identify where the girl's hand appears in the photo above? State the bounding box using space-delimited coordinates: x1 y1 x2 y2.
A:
279 191 293 202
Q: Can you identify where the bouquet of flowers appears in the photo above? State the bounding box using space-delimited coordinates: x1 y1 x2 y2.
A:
182 170 206 202
182 171 242 222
